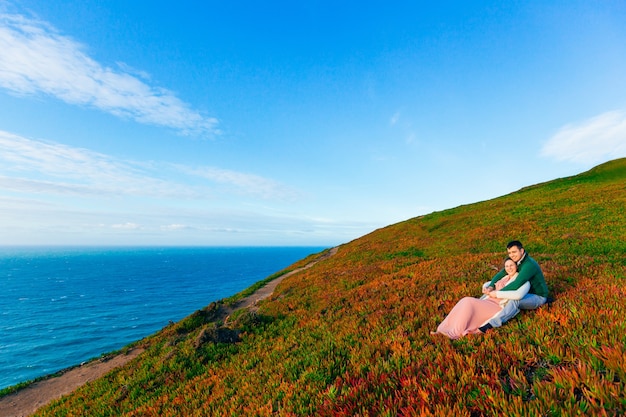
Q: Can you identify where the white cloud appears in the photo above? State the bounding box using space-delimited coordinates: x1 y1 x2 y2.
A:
405 132 417 145
0 130 294 201
178 165 299 200
0 130 200 198
390 112 400 126
161 224 188 231
112 222 141 230
541 110 626 164
0 12 217 136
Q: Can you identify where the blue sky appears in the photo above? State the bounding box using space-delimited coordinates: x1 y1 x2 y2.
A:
0 1 625 246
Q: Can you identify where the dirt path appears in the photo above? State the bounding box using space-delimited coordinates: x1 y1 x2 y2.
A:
229 246 338 313
0 246 337 417
0 348 145 417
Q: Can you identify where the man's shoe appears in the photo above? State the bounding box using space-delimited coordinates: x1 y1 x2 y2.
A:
478 323 493 333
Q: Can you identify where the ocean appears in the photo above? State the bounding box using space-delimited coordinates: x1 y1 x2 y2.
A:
0 246 325 390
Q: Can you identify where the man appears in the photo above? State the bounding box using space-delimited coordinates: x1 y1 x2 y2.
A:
479 240 549 333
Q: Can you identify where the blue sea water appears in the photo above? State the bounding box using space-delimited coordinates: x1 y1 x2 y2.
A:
0 246 325 390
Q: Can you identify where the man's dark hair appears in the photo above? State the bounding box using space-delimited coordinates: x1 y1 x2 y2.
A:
507 240 524 250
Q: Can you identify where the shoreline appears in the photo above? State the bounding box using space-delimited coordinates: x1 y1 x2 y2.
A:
0 246 337 417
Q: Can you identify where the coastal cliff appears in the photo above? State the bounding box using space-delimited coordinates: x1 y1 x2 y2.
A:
10 158 626 416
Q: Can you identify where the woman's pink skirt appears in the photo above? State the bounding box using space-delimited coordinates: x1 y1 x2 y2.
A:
435 297 502 339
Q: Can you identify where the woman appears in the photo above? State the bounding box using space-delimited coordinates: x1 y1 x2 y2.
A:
431 258 530 339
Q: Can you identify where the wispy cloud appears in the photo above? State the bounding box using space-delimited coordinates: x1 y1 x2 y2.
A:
0 12 217 136
0 130 293 200
0 130 198 198
112 222 141 230
178 166 299 200
161 224 189 231
390 112 400 126
541 110 626 164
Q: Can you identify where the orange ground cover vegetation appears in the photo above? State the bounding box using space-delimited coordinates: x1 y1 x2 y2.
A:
29 158 626 416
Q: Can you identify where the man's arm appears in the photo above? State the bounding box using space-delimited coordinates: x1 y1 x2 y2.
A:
499 261 538 291
487 269 506 289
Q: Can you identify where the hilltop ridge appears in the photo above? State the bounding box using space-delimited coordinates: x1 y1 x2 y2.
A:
8 158 626 416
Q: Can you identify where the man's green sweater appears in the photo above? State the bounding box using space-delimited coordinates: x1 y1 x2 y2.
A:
488 253 549 298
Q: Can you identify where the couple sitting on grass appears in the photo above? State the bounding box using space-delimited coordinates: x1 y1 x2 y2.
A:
431 240 550 339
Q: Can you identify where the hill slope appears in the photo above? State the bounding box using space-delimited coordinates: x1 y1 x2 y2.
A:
29 158 626 415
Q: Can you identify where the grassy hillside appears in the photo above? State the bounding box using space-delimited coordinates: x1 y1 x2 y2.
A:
32 159 626 416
